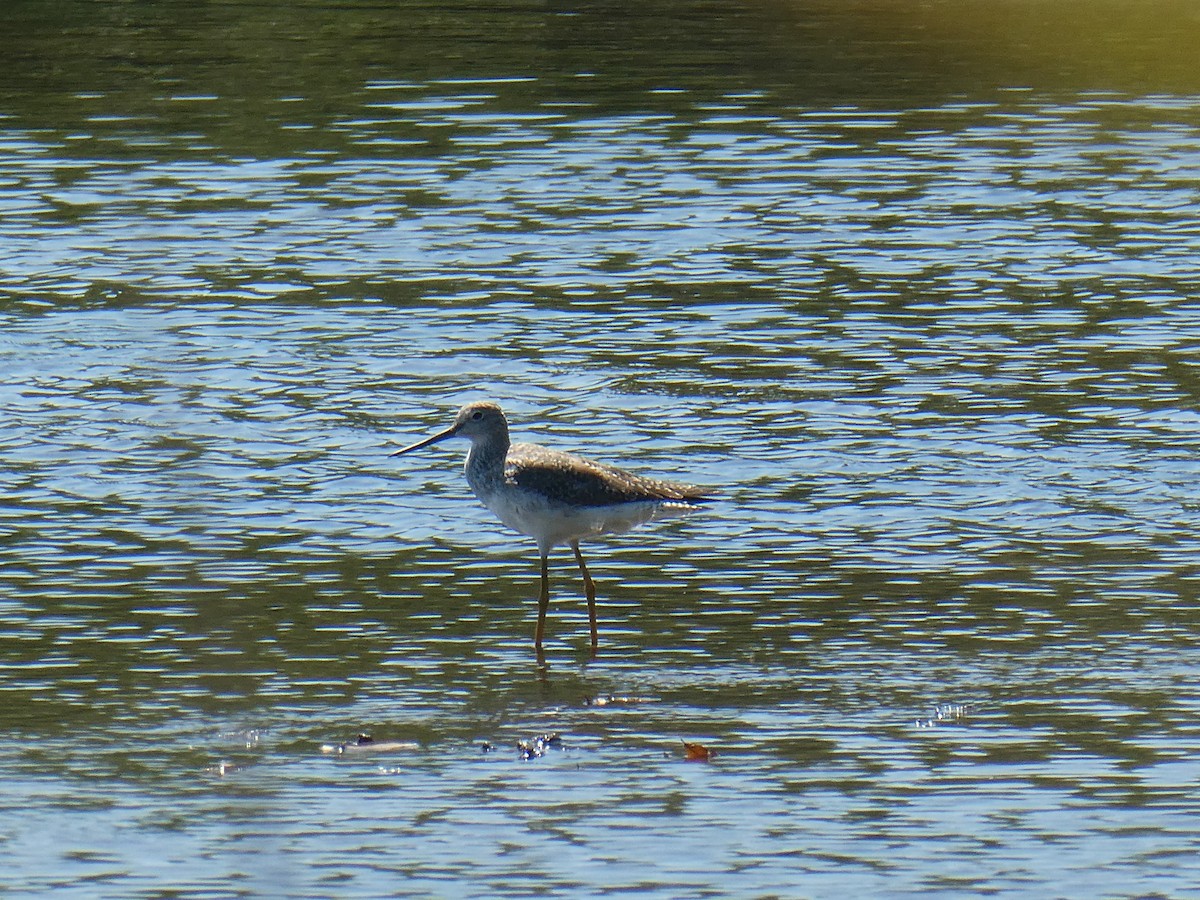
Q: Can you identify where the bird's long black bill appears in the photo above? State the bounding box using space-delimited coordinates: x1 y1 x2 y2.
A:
390 425 457 456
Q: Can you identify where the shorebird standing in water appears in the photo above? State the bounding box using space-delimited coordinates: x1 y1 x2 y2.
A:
391 401 711 659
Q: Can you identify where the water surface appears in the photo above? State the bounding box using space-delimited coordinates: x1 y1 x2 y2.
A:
3 0 1200 896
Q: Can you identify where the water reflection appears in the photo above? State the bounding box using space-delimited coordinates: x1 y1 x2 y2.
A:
5 92 1200 306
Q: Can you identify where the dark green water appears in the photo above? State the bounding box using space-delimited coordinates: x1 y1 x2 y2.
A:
3 1 1200 896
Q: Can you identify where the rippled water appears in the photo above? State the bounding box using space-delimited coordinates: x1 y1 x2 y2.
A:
3 0 1200 896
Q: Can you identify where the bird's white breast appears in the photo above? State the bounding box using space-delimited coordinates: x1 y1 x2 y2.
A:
476 484 677 554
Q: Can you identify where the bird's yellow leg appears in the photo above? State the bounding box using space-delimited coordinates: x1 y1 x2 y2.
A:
571 541 598 657
535 552 550 657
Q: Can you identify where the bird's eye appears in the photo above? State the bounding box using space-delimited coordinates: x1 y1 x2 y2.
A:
471 410 484 421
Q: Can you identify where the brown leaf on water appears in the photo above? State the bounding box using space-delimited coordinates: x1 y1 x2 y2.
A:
682 741 712 762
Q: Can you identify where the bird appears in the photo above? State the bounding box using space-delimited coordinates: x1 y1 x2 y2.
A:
391 401 711 659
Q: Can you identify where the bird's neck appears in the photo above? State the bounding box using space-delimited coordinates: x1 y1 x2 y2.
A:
464 431 510 496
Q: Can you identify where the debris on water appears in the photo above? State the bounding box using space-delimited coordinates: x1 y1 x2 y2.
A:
321 732 374 754
583 694 655 707
207 760 240 777
321 733 420 755
682 741 712 762
217 728 263 749
916 704 973 728
480 741 496 754
517 733 562 760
